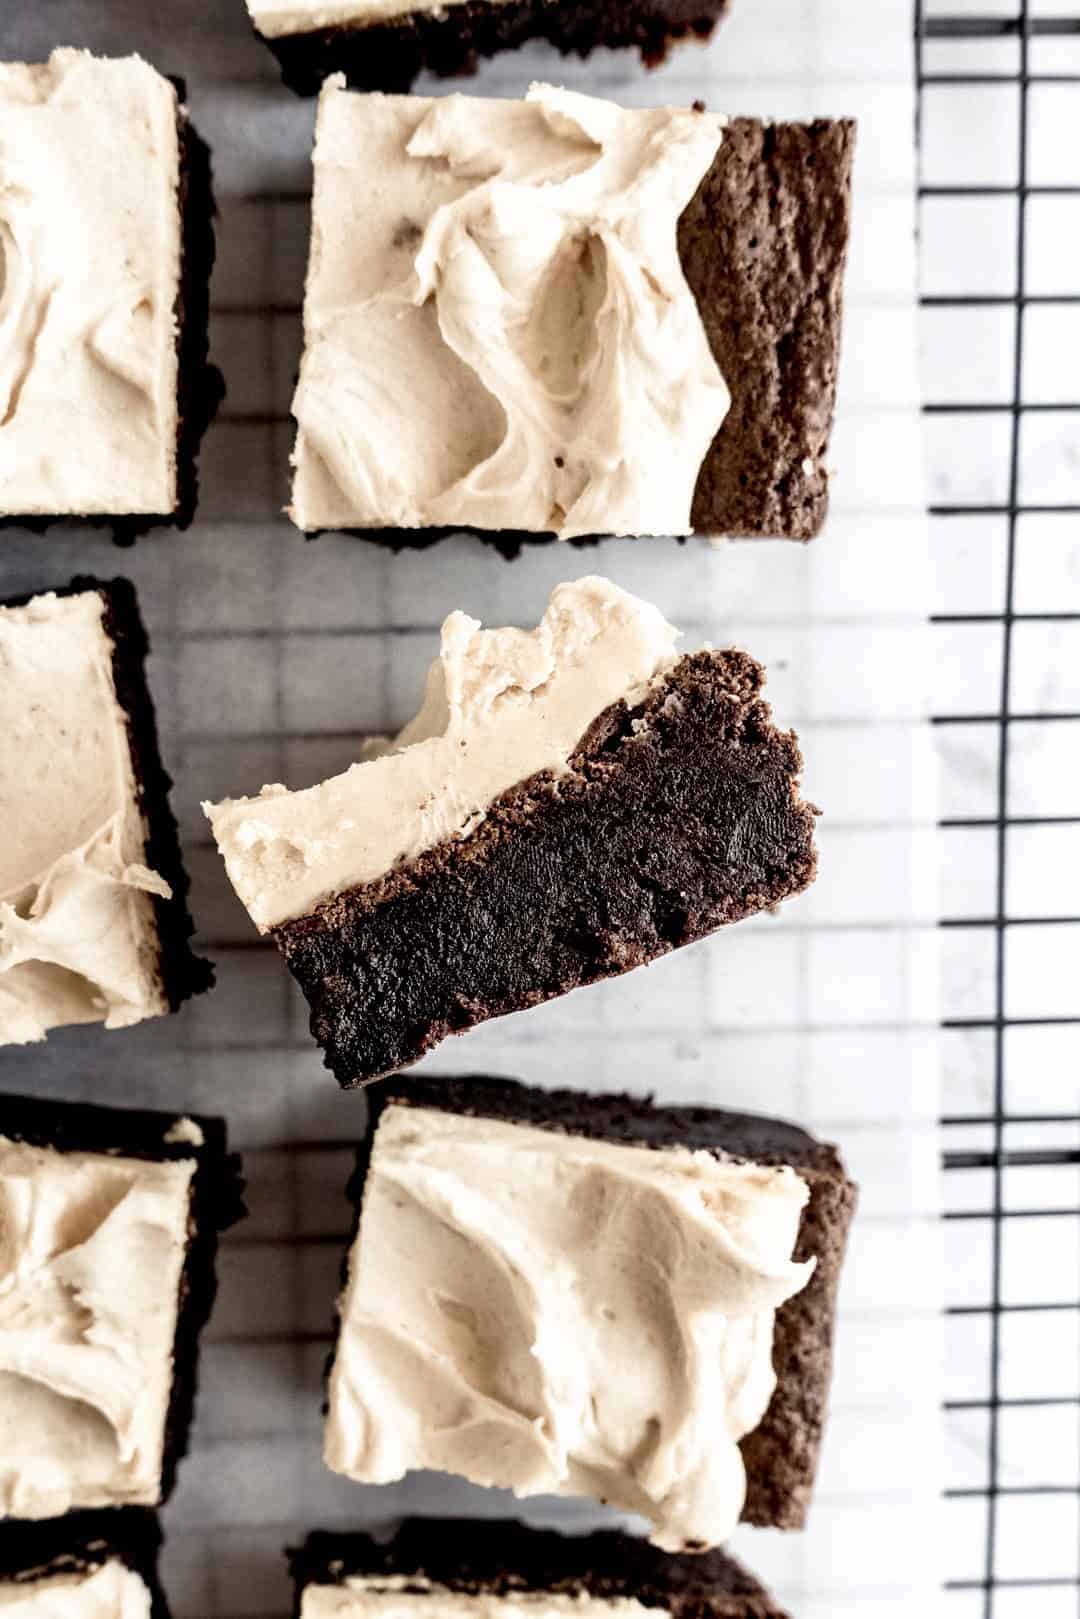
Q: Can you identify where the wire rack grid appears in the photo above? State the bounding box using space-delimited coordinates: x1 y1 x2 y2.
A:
917 4 1080 1615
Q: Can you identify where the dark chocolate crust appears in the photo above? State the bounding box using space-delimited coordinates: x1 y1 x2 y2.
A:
0 576 214 1015
290 1519 790 1619
334 1076 856 1533
0 1511 169 1619
260 0 730 96
0 85 222 541
0 1091 245 1509
297 114 853 556
273 649 818 1086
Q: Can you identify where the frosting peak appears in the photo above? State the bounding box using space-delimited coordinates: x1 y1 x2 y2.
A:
0 1139 193 1518
325 1104 814 1551
290 83 728 537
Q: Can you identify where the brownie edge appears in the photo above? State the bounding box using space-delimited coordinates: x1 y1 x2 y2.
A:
261 0 731 96
0 1510 169 1619
290 1520 791 1619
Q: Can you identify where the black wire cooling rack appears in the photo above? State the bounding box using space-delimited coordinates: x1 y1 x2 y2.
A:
917 4 1080 1613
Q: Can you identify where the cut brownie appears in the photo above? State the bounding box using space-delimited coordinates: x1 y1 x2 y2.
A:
288 83 853 551
0 49 221 534
247 0 732 95
324 1076 856 1547
0 1510 170 1619
206 578 818 1086
291 1519 790 1619
0 578 212 1046
0 1092 244 1520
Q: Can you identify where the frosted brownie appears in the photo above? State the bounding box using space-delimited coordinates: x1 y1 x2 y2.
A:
247 0 732 94
324 1075 856 1544
0 1092 243 1519
0 1512 170 1619
291 1520 791 1619
0 49 220 531
0 579 211 1046
289 83 854 551
206 577 818 1086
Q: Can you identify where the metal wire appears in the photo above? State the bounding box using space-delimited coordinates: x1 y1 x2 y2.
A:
917 6 1080 1613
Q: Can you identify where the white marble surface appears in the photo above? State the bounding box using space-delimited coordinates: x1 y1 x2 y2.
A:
0 2 943 1615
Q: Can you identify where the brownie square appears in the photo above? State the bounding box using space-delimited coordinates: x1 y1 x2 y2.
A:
248 0 732 96
206 579 817 1086
291 1519 790 1619
323 1075 856 1545
288 83 853 552
0 1092 244 1519
0 578 212 1046
0 1511 170 1619
0 49 221 533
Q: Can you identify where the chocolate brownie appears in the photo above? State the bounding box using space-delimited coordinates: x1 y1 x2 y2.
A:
274 649 817 1086
255 0 731 96
291 1519 790 1619
335 1075 856 1531
0 1511 169 1619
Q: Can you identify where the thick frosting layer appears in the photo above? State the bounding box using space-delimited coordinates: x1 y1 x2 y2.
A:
0 592 172 1045
0 1565 153 1619
0 1137 194 1518
0 49 181 517
205 576 678 931
247 0 492 33
290 83 728 538
302 1587 653 1619
325 1104 814 1551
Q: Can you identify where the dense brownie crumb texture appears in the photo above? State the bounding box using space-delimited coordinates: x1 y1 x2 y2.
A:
276 648 817 1085
291 1520 790 1619
259 0 732 95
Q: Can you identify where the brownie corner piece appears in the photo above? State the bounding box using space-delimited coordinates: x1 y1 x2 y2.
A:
0 1091 244 1517
290 1520 791 1619
0 575 211 1047
0 1510 169 1618
325 1074 854 1545
0 49 221 536
251 0 733 96
684 114 857 541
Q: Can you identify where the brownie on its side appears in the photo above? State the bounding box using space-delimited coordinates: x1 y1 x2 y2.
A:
324 1075 856 1546
250 0 731 96
206 578 817 1086
0 1093 244 1519
0 49 221 535
291 1520 790 1619
288 83 853 552
0 1511 170 1619
0 578 212 1046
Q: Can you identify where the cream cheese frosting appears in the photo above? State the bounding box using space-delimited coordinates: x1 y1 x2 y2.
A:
0 49 182 517
324 1103 814 1552
303 1588 655 1619
247 0 490 33
289 82 728 538
0 1565 153 1619
0 591 172 1046
205 576 678 932
0 1137 194 1518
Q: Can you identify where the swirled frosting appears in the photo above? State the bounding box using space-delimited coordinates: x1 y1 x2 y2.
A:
303 1588 652 1619
205 576 678 931
247 0 493 32
0 590 172 1046
325 1104 814 1552
0 49 181 517
0 1564 153 1619
290 82 728 538
0 1137 194 1519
